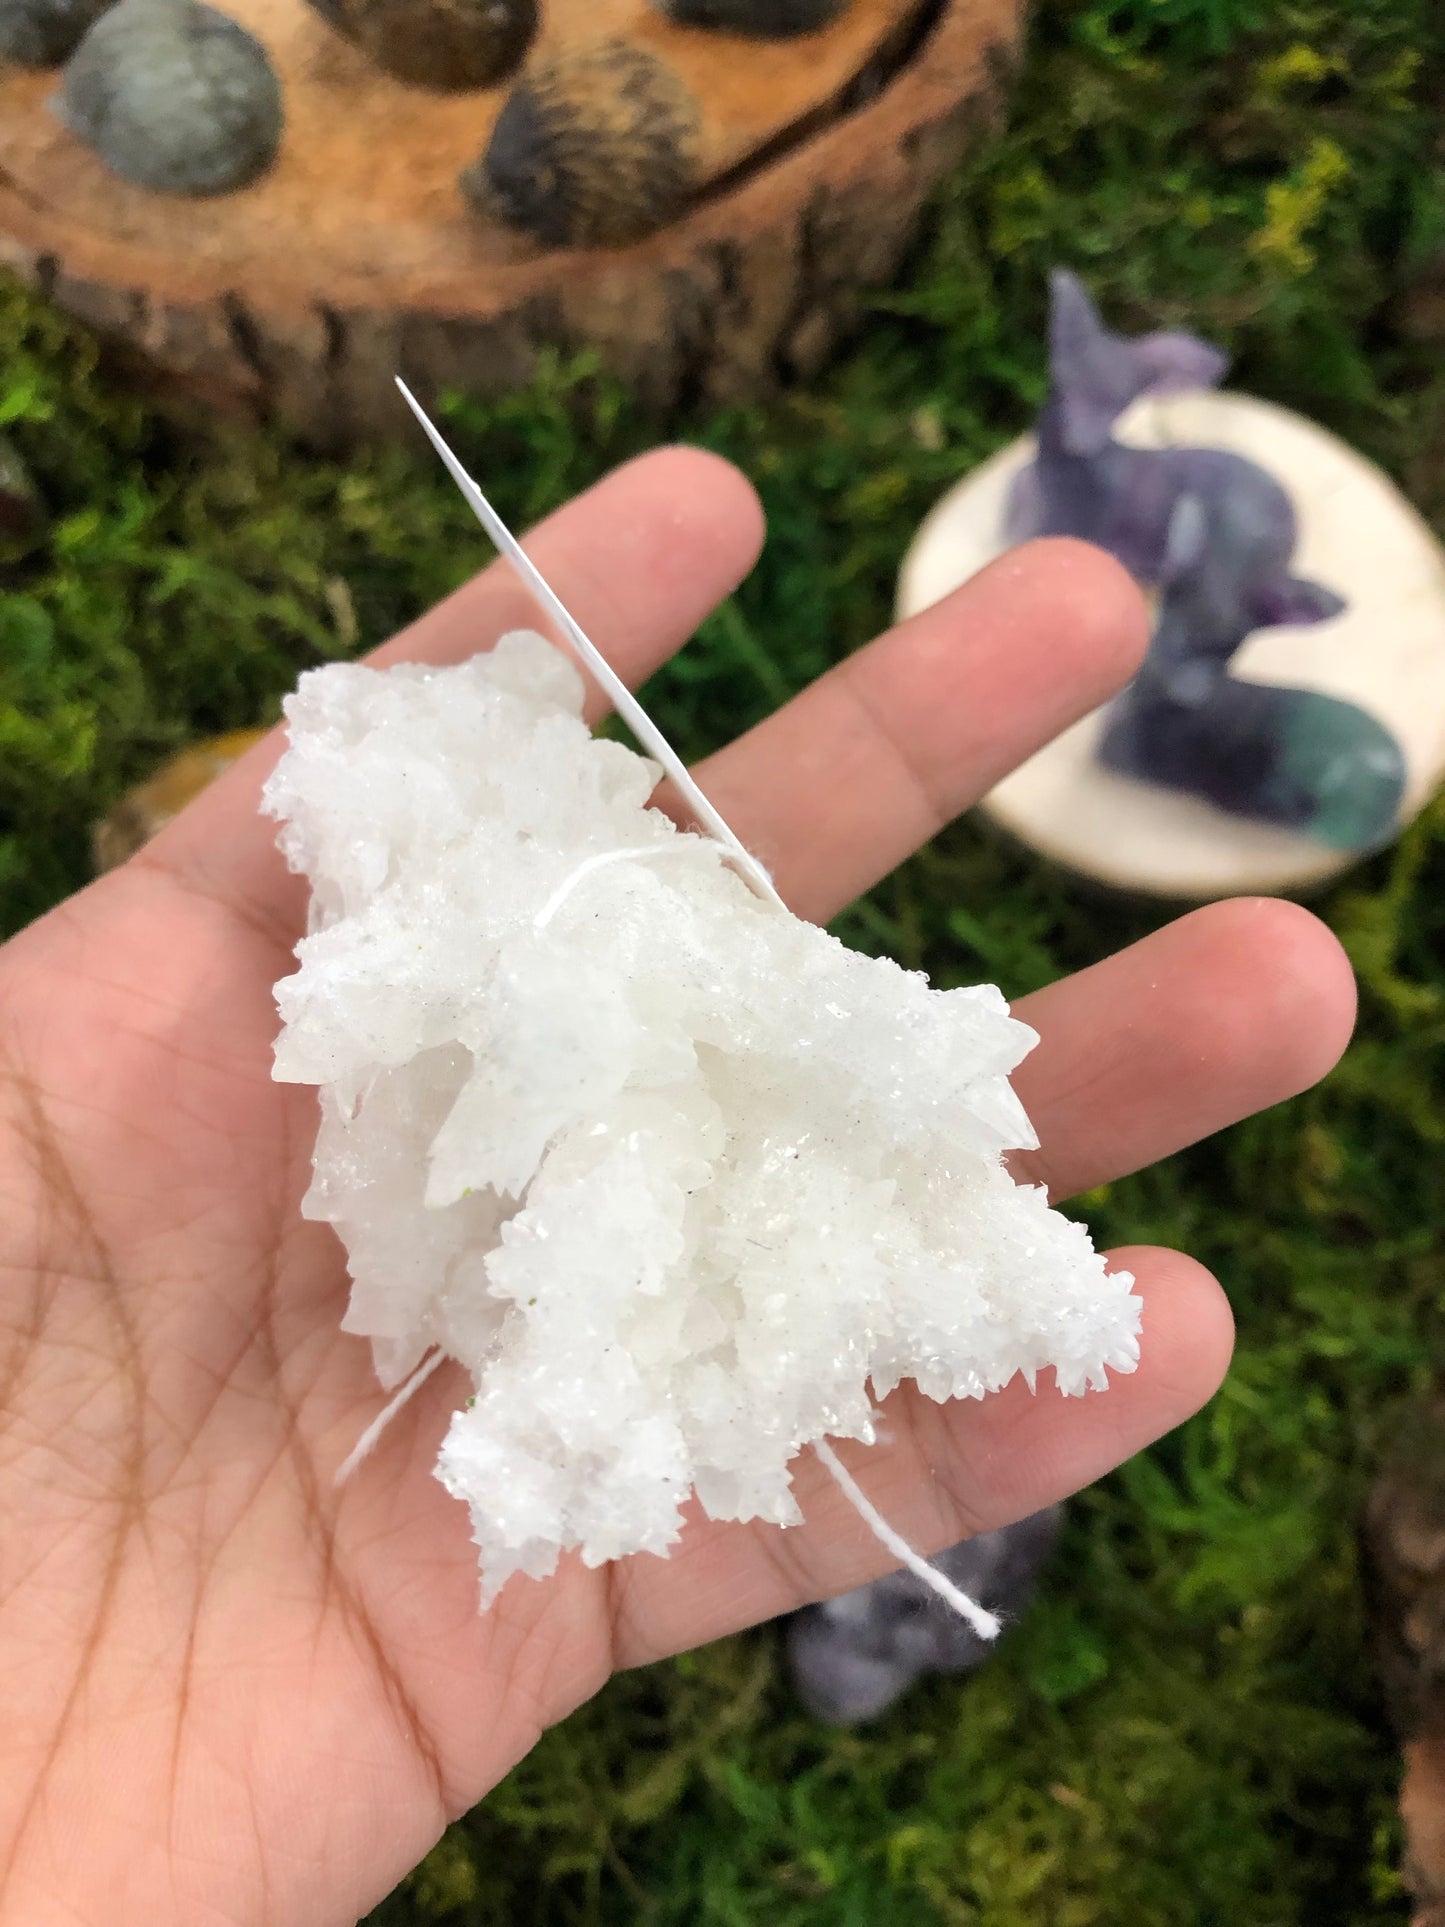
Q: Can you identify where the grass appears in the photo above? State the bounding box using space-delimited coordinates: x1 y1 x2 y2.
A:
3 0 1445 1917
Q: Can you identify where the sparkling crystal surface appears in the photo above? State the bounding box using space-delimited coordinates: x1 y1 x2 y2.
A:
264 632 1142 1600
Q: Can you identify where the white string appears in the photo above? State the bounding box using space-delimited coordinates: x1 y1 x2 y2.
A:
395 380 787 916
394 385 990 1620
336 1348 1003 1642
335 1347 447 1488
534 838 730 930
813 1438 1002 1641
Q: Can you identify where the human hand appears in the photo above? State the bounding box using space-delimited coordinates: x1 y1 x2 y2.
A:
0 450 1355 1926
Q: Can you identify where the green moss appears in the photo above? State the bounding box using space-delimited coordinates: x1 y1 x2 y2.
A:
3 0 1444 1917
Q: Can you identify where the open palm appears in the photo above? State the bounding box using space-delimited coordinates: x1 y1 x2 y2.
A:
0 450 1355 1927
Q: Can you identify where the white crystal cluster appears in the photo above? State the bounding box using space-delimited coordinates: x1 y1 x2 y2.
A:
265 632 1142 1600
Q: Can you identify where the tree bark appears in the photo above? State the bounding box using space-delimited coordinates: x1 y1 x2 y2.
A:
1366 1395 1445 1926
0 0 1022 447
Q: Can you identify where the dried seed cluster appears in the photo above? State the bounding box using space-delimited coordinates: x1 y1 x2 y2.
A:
305 0 535 93
467 39 702 249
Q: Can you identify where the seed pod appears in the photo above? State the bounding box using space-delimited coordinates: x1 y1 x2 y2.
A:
305 0 535 92
54 0 283 197
0 0 113 68
464 39 701 250
653 0 848 35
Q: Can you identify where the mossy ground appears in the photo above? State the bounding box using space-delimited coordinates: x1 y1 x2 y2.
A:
4 0 1445 1918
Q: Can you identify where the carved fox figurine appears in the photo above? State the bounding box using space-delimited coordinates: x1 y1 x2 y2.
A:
1009 271 1405 854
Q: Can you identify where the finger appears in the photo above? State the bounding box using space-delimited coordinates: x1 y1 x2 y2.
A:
367 445 765 716
1008 897 1358 1201
691 538 1149 923
137 447 765 943
606 1246 1231 1667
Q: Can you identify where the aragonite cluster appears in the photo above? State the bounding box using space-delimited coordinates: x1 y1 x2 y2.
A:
265 631 1141 1601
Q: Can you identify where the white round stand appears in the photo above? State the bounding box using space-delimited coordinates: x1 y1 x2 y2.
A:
896 392 1445 898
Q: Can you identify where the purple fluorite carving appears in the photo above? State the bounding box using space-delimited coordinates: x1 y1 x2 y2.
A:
1006 271 1404 852
1008 269 1328 621
787 1507 1062 1725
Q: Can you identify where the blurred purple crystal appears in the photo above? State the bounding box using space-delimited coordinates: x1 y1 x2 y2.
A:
1006 271 1404 852
787 1507 1062 1725
1008 269 1328 617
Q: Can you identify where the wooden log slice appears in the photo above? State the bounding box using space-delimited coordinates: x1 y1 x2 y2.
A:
0 0 1022 446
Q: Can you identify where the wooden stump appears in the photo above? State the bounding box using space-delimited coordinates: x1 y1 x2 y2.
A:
0 0 1022 447
1366 1397 1445 1926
